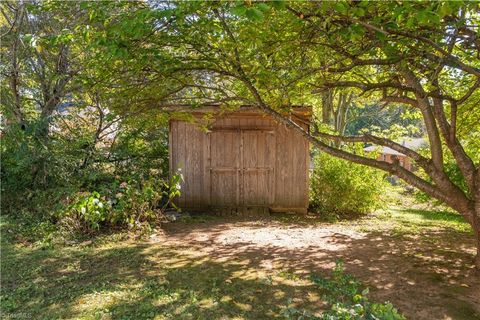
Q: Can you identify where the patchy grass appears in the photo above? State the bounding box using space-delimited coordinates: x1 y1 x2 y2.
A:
1 205 478 320
0 227 319 319
388 207 472 233
357 207 473 237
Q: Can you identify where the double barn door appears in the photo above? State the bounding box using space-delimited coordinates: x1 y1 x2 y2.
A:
209 129 275 207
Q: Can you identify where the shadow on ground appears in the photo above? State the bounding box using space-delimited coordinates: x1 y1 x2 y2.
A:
2 215 479 319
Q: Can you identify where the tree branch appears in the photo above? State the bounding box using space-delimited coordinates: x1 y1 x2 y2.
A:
315 132 430 165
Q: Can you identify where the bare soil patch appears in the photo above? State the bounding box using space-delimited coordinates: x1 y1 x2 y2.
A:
157 214 480 320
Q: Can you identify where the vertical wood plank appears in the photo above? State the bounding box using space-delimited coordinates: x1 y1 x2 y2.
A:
183 121 189 208
292 127 299 207
286 123 294 206
205 131 211 206
168 120 173 179
210 131 217 206
275 122 284 206
190 123 202 208
255 118 262 205
232 117 241 206
224 129 231 205
183 123 191 208
266 131 275 205
196 126 205 207
304 123 310 208
283 124 291 207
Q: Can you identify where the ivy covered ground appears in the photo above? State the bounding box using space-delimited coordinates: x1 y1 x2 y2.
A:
2 205 479 320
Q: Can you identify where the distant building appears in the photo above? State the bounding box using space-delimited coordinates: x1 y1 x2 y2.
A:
364 138 427 171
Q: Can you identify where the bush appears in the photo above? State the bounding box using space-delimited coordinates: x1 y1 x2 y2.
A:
281 261 405 320
0 121 80 193
1 113 174 241
310 152 387 217
108 172 182 228
62 172 182 232
68 191 111 230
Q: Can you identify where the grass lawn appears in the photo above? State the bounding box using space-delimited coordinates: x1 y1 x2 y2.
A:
1 205 479 320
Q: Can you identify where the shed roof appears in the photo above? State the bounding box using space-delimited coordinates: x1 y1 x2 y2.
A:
165 105 312 121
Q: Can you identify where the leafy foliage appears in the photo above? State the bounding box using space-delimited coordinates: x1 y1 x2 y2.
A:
68 191 111 230
282 261 405 320
345 104 423 137
2 0 480 267
310 152 387 217
1 115 174 240
62 172 182 232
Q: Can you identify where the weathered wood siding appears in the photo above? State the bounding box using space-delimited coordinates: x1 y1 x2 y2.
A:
170 111 309 213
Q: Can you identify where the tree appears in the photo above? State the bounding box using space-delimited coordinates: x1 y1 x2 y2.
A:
0 1 85 136
344 103 423 137
3 1 479 270
317 88 354 144
281 2 480 269
118 1 478 269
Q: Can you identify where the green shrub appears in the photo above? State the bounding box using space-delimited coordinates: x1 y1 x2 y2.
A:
69 191 111 230
0 122 80 193
1 115 173 240
281 261 405 320
62 172 182 232
310 152 387 217
110 172 182 228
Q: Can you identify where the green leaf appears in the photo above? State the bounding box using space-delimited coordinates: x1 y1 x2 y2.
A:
334 2 348 15
246 8 264 21
230 4 247 16
353 7 365 17
383 43 398 57
270 0 286 10
406 16 415 28
22 34 33 43
256 3 270 13
438 3 453 17
157 8 175 19
428 12 441 25
79 2 89 10
384 21 398 30
350 24 366 40
416 10 429 25
375 31 387 42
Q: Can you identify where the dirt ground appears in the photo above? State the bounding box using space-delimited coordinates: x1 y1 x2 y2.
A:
156 214 480 320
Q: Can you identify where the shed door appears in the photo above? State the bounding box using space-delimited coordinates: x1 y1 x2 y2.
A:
241 130 275 206
210 131 241 206
209 129 275 207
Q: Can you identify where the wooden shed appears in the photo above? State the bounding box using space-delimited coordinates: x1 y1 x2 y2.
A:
169 107 311 214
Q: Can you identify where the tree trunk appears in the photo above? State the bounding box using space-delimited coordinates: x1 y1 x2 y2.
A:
321 89 333 124
7 3 25 126
474 199 480 271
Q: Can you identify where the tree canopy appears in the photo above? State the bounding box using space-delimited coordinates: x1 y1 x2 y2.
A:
1 0 480 268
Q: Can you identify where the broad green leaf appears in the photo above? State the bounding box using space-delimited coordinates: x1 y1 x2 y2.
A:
335 2 348 15
245 8 264 21
270 0 286 10
256 3 270 13
230 4 247 16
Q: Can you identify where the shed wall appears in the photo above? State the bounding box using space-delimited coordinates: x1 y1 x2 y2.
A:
169 112 309 212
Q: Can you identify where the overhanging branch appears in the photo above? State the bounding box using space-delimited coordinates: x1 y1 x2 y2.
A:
314 132 430 166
